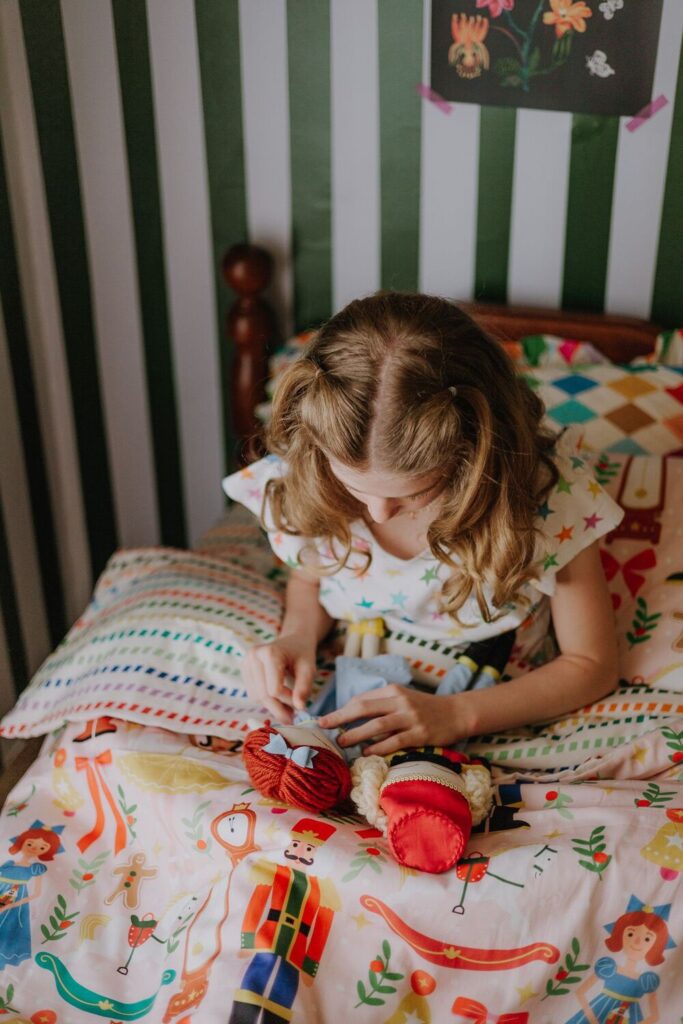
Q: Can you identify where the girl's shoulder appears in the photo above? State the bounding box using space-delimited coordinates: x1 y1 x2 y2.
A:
222 455 287 523
531 428 624 596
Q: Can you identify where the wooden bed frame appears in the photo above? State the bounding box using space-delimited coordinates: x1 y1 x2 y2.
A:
0 244 662 806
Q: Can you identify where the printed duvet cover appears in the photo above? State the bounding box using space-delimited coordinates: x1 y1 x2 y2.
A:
1 705 683 1022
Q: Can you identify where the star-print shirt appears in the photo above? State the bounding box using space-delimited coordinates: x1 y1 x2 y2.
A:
223 428 623 666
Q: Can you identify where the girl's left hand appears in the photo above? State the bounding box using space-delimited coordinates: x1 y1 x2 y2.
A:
318 685 464 757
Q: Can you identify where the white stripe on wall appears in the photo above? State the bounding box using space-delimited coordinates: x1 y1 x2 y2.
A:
0 0 92 624
605 0 683 318
239 0 293 335
146 0 224 544
330 0 380 312
0 301 50 675
62 0 160 549
508 110 572 308
419 0 479 302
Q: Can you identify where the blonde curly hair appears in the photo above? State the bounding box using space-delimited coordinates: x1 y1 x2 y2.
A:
263 293 558 624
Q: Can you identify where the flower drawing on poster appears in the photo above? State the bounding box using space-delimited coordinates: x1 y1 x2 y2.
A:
433 0 661 115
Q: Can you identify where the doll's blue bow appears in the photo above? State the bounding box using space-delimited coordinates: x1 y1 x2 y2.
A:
263 732 317 769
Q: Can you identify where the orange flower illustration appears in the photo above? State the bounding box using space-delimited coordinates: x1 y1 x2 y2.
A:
449 14 490 79
543 0 592 38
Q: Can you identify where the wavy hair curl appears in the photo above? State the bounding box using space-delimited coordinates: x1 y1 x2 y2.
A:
264 293 558 624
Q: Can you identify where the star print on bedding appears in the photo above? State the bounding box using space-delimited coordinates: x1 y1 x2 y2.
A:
222 429 623 672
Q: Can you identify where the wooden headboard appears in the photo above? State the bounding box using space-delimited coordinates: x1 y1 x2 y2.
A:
223 244 660 456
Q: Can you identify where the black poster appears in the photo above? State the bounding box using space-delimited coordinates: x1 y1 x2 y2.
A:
430 0 663 116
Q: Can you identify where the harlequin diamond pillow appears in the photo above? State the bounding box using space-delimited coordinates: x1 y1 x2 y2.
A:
524 364 683 456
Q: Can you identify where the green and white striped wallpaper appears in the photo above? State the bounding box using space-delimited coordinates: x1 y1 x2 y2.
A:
0 0 682 709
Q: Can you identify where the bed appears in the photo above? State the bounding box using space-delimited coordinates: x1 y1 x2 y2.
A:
0 244 682 1023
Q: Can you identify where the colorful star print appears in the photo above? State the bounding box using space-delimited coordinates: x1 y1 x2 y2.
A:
355 597 374 608
556 477 573 494
583 513 602 530
420 566 439 584
543 553 559 570
537 501 554 520
390 592 408 608
554 525 574 543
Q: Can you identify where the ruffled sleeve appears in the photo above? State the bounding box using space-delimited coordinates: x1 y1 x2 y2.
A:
639 971 660 993
532 428 624 596
594 956 617 979
222 456 315 570
30 862 48 877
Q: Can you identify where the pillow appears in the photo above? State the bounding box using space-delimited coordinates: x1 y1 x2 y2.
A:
651 328 683 366
0 514 286 739
500 333 610 367
524 363 683 456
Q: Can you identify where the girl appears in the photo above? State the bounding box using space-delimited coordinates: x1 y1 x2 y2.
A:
224 293 621 759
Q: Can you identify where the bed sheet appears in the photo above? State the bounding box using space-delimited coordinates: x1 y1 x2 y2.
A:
1 708 682 1023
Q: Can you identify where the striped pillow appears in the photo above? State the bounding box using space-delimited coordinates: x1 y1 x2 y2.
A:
0 530 283 739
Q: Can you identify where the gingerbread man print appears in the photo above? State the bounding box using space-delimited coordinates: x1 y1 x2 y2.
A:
105 852 157 909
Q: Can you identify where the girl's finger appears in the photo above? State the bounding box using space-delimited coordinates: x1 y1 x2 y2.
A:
363 730 415 757
338 714 405 749
319 696 392 729
263 695 294 725
258 648 292 704
291 659 314 710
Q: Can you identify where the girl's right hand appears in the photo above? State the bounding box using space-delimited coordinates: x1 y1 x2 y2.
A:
241 634 316 723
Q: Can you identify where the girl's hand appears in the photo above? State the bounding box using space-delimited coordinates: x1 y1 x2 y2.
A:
242 634 316 724
318 686 463 756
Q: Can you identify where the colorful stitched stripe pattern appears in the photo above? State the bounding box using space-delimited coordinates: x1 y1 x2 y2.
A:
1 0 683 708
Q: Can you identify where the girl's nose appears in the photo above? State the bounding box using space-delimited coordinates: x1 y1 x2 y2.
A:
366 498 396 523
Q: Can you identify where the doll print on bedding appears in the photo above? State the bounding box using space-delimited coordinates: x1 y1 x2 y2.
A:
564 895 674 1024
224 292 624 872
0 821 64 970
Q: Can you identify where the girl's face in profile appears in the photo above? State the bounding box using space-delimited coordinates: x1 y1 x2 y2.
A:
622 924 656 959
327 459 446 524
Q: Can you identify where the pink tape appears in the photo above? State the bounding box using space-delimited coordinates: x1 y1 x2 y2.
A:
416 83 451 115
625 93 668 132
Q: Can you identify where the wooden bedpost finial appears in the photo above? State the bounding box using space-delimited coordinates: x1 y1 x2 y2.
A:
223 244 278 466
223 243 273 296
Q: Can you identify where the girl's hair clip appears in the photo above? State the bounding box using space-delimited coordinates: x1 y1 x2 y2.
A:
447 385 458 398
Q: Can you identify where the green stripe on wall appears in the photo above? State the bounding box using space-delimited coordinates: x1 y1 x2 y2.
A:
287 0 332 328
652 35 683 327
112 0 187 548
20 0 117 578
195 0 248 472
378 0 423 293
475 106 517 303
562 114 619 313
0 500 27 695
0 124 65 647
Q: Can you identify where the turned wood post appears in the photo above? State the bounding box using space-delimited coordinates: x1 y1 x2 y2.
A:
222 244 278 464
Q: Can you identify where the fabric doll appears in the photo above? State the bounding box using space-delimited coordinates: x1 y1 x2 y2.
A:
243 624 515 873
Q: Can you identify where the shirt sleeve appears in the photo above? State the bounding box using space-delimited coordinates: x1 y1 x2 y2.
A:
532 428 624 597
222 456 315 570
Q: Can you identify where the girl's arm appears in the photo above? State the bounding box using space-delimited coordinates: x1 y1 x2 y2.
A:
241 570 334 723
445 539 619 738
320 541 619 753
